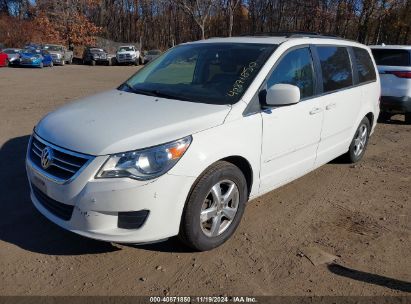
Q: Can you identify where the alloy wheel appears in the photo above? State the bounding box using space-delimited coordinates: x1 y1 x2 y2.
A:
353 124 368 157
200 179 239 237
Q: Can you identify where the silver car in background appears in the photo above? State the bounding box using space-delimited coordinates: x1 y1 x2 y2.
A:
143 49 162 64
2 48 21 64
42 44 74 65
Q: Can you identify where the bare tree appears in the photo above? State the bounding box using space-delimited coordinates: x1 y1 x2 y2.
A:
177 0 213 39
223 0 241 36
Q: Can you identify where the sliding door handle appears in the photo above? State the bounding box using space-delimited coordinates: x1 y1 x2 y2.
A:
326 103 337 110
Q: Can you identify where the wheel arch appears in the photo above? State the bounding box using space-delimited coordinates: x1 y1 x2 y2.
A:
365 112 374 127
221 155 253 198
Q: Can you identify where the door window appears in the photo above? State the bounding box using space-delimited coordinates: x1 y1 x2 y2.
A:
267 47 315 99
353 47 376 83
317 46 353 92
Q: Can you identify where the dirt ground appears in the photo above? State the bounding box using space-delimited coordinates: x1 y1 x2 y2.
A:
0 65 410 296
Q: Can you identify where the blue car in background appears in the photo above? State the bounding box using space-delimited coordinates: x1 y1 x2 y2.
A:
19 48 53 68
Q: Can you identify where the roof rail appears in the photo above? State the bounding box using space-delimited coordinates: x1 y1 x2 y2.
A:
239 31 343 39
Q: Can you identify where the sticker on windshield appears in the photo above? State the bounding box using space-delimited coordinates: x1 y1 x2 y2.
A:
227 62 258 97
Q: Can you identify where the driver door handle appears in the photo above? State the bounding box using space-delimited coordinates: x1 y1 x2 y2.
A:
309 108 322 115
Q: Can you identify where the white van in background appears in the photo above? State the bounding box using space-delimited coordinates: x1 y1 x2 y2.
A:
26 34 380 251
370 45 411 123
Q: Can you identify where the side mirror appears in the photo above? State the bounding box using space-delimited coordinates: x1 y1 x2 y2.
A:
265 84 300 107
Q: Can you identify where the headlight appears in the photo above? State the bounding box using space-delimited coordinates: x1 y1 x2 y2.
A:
96 136 192 180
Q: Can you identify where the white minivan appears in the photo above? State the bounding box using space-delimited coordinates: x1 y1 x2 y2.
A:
26 34 380 251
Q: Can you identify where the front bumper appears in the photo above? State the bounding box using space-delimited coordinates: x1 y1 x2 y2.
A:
380 96 411 114
116 57 136 63
92 58 109 63
20 61 41 67
26 149 195 243
52 58 64 64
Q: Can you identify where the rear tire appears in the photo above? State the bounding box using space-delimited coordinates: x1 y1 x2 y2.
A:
343 117 371 163
90 60 96 66
179 161 248 251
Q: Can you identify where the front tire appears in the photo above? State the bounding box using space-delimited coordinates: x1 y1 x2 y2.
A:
179 161 248 251
90 60 96 66
344 117 371 163
405 113 411 125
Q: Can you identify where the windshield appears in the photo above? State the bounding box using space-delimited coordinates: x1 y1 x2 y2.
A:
148 50 161 55
120 43 276 105
119 46 134 52
4 49 19 54
90 48 104 53
371 49 410 67
44 45 63 52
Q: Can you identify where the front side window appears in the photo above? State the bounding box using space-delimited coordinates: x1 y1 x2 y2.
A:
318 46 353 93
120 43 277 105
353 47 376 83
267 47 315 99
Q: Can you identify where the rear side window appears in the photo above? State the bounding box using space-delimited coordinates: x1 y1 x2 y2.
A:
267 47 315 99
371 49 410 66
353 47 376 83
317 46 353 93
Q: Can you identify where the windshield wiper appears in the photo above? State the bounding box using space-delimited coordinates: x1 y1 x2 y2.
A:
133 88 193 102
121 84 193 102
151 91 193 102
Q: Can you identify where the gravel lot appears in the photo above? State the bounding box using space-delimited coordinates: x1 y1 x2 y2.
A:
0 65 410 296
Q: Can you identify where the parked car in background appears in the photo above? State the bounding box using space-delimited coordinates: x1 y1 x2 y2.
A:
370 45 411 123
143 49 161 64
0 50 8 67
2 48 21 65
42 44 73 65
82 47 114 66
116 45 141 65
19 49 53 68
26 34 379 251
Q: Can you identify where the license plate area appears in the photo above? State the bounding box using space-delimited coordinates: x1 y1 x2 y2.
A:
31 173 47 194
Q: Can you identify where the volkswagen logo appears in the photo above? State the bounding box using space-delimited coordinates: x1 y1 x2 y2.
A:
41 146 54 169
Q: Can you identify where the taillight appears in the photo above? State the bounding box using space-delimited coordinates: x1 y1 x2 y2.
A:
385 71 411 79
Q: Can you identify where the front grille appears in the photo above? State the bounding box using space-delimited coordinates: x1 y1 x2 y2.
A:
32 185 74 221
29 135 92 183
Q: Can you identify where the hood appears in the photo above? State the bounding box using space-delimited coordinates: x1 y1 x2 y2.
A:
117 50 135 54
35 90 231 156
